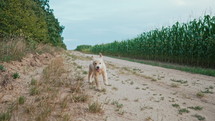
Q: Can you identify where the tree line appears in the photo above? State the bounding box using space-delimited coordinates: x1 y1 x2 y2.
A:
0 0 66 49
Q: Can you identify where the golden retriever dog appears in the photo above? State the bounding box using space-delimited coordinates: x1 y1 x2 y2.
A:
88 53 109 90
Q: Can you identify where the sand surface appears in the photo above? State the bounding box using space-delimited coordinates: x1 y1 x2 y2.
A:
71 51 215 121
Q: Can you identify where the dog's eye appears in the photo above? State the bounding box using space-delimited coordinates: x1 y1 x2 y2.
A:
99 63 101 64
94 63 97 65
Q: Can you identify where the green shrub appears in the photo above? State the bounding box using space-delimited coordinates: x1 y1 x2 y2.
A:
0 112 11 121
18 96 25 105
0 65 6 71
12 72 20 79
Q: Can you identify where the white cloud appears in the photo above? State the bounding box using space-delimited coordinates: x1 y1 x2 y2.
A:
173 0 186 6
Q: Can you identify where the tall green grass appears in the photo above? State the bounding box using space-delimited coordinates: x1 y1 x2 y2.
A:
88 15 215 69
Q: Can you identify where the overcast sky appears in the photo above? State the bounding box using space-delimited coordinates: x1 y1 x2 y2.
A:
49 0 215 50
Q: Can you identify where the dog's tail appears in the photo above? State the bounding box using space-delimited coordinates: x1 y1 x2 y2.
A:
99 53 103 58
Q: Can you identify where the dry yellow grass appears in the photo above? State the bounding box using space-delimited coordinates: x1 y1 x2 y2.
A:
0 55 89 121
88 101 103 113
0 36 64 63
0 37 26 62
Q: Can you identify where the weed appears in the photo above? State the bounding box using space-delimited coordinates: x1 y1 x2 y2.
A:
72 94 88 103
122 97 128 101
0 65 6 71
83 71 88 74
101 88 106 93
188 106 203 111
192 114 205 120
60 97 68 109
140 106 153 111
111 100 123 108
136 87 140 89
172 104 180 108
121 81 125 84
0 102 19 120
118 110 125 115
111 100 118 105
112 87 118 91
116 103 123 108
88 101 103 113
62 114 70 121
209 86 214 89
142 83 148 86
35 106 52 121
24 105 36 114
30 87 40 96
170 83 180 88
8 102 18 113
201 89 213 94
151 79 157 81
130 81 134 85
70 81 84 93
89 85 96 90
134 99 139 102
133 68 141 71
0 112 11 121
104 98 111 105
115 108 120 111
145 116 153 121
12 72 20 79
30 79 37 85
171 79 187 84
160 97 164 100
179 108 189 114
18 96 25 105
196 92 204 98
77 66 82 69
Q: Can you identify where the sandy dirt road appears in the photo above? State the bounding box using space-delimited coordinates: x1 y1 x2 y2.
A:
70 51 215 121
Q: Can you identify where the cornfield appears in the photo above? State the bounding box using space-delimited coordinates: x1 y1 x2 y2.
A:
89 15 215 68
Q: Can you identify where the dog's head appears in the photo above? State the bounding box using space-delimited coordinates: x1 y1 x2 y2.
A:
92 53 104 72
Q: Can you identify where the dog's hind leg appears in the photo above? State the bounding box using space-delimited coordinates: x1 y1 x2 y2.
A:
102 71 109 86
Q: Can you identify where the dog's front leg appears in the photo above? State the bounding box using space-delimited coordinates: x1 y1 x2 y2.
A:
102 71 109 86
94 73 101 90
88 70 93 83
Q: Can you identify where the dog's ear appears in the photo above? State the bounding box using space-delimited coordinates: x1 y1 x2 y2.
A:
99 53 103 58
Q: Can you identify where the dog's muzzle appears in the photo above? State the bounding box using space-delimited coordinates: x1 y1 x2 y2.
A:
96 67 100 72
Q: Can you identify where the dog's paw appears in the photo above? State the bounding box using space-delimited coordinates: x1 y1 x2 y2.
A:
96 87 102 91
